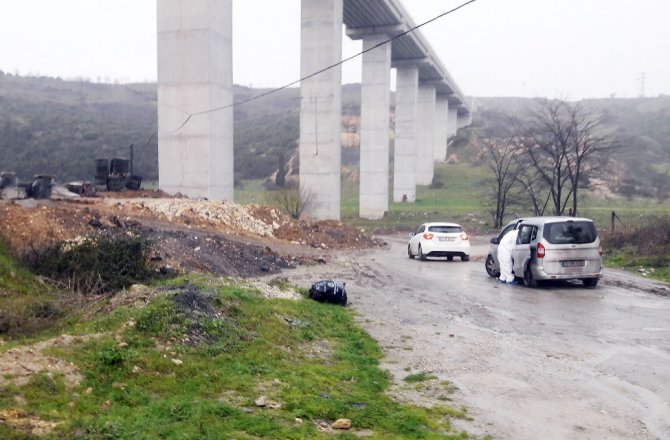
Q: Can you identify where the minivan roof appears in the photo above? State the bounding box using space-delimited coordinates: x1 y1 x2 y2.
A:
518 216 594 225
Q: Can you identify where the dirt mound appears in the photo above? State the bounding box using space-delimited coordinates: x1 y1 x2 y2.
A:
0 197 381 278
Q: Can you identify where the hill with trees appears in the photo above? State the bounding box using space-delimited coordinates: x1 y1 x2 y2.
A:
1 73 668 199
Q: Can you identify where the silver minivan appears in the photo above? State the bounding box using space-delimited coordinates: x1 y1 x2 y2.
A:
485 217 603 287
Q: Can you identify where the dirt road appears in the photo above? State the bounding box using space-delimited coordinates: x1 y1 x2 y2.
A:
279 234 670 440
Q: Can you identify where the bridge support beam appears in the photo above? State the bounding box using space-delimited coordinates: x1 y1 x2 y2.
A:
156 0 233 200
299 0 343 220
393 66 419 203
434 95 449 163
415 84 436 186
359 35 391 219
448 107 458 140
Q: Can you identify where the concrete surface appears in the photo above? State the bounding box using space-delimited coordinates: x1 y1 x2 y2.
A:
359 34 391 220
393 66 419 203
415 84 436 186
157 0 233 200
299 0 343 220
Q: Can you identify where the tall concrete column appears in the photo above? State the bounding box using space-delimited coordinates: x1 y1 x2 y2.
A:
434 95 449 162
299 0 343 220
447 107 458 139
157 0 233 200
359 35 391 219
415 84 436 186
393 66 419 203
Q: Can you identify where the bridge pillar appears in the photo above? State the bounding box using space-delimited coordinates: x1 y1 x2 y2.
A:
393 66 419 203
434 95 449 163
415 84 436 186
156 0 233 200
359 35 391 219
447 107 458 139
299 0 343 220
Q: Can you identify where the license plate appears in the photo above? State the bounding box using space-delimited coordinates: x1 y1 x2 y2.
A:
439 237 455 242
561 260 585 267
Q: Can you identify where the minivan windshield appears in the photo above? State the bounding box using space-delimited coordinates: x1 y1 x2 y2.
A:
543 221 597 244
429 225 462 234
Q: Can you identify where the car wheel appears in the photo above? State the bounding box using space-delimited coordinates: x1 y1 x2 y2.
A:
582 278 598 288
407 244 414 259
340 291 348 306
485 255 499 277
461 255 470 262
523 264 538 288
447 256 454 261
418 245 427 261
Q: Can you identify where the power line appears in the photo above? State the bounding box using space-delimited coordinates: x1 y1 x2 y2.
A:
171 0 479 133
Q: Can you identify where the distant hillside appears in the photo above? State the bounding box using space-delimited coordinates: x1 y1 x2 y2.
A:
1 73 668 198
471 96 670 198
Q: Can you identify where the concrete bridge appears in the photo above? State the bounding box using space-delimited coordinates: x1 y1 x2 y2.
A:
157 0 471 220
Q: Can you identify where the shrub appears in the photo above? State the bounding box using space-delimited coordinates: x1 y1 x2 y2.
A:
31 236 154 294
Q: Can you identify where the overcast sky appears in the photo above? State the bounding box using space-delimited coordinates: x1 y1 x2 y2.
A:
0 0 668 99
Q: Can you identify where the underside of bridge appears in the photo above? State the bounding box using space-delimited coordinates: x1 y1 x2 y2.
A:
157 0 471 220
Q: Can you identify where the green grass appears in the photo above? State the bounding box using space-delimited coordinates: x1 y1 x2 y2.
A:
404 372 439 383
0 279 471 439
0 239 73 338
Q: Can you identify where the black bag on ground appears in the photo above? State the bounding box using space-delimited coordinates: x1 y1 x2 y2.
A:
308 280 347 306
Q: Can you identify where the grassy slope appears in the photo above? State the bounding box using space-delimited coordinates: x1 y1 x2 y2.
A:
0 278 471 439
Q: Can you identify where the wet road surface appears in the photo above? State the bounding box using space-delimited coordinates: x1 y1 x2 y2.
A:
282 235 670 439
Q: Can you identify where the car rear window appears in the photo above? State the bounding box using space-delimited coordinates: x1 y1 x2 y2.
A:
429 225 462 234
543 221 597 244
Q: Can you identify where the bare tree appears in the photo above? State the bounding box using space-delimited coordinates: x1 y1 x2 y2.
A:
481 137 524 228
517 99 615 216
515 164 551 216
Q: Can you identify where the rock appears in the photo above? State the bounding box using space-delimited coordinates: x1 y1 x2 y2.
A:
84 387 93 395
101 400 112 410
254 395 281 409
171 358 183 365
332 418 352 430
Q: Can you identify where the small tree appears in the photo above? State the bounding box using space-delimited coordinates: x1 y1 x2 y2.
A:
517 99 615 216
481 137 523 228
267 188 313 219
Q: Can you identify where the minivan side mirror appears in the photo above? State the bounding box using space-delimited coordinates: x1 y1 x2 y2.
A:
490 237 499 245
409 232 415 238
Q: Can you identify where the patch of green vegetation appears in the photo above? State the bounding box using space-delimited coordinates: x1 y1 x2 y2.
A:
32 236 154 295
404 372 439 383
0 279 472 439
601 216 670 282
0 240 43 296
0 239 75 338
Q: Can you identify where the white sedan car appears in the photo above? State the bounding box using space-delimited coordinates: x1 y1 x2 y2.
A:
408 222 471 261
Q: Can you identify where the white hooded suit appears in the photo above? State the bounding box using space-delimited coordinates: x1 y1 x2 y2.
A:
498 228 519 283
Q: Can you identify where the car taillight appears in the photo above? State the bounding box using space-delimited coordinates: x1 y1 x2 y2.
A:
599 245 603 256
537 243 545 258
423 232 434 240
460 233 469 240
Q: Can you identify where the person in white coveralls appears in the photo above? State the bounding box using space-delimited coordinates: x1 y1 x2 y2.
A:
498 228 519 284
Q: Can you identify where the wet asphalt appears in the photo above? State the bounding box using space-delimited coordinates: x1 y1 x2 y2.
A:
281 235 670 440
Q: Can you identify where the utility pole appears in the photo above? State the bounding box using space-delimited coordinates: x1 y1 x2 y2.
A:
637 72 646 98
